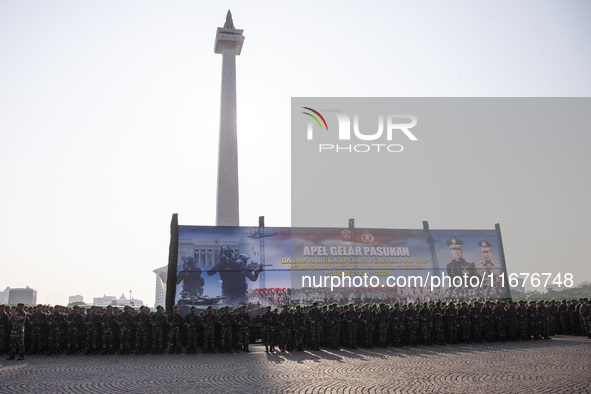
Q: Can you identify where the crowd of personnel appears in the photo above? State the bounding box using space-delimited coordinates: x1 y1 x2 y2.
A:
1 297 590 360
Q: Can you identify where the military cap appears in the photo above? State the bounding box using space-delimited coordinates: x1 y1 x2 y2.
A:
173 305 179 309
447 237 463 249
156 305 163 309
478 240 493 250
393 302 399 307
205 305 212 310
189 305 196 310
312 301 318 306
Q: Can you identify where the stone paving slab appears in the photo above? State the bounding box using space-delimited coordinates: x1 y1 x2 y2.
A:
0 336 589 393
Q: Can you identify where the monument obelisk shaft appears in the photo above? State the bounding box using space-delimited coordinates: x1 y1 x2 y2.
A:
215 11 244 226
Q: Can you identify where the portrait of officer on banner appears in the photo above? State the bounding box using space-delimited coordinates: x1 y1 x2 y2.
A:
475 240 502 275
445 237 478 279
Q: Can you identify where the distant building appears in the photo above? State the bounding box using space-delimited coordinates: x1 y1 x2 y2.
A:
154 266 167 308
8 286 37 305
92 294 143 308
68 295 84 305
0 287 9 304
93 295 117 306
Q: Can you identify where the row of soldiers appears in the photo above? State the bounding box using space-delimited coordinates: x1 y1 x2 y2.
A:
0 303 252 359
1 298 590 359
258 298 591 351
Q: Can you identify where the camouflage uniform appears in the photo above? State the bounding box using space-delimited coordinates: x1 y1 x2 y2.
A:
444 303 458 344
389 305 403 347
47 308 65 355
135 307 152 354
262 308 276 352
526 302 539 339
403 305 418 346
7 306 28 360
201 307 217 353
306 305 322 350
151 307 167 354
184 307 200 353
432 304 444 345
292 306 306 351
457 303 471 343
235 307 250 352
101 307 116 354
417 304 432 345
278 306 293 351
118 307 135 354
0 306 8 354
218 308 234 352
481 303 494 342
167 306 184 354
376 305 389 348
66 307 84 354
493 302 506 341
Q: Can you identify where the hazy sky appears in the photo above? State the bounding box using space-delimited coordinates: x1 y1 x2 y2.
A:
1 1 590 306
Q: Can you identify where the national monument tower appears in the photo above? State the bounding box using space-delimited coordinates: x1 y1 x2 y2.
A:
215 10 244 226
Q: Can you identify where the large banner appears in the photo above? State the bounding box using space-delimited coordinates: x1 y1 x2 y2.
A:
172 225 510 313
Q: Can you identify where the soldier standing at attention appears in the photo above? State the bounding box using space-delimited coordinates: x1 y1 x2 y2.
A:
7 303 28 361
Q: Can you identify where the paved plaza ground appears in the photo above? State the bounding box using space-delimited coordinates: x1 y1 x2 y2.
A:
1 336 589 393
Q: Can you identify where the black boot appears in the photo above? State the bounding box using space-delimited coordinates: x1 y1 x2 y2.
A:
6 354 15 360
18 353 25 361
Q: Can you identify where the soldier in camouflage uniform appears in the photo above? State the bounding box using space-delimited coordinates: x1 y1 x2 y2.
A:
101 305 116 354
307 302 322 350
6 303 28 360
46 306 65 355
325 303 340 350
167 305 184 354
376 303 389 348
443 302 457 344
494 301 507 341
558 299 569 334
343 304 358 349
0 305 8 354
481 301 494 342
389 303 403 347
526 301 538 339
505 301 518 340
417 302 432 345
27 304 46 355
184 306 200 353
218 306 234 353
235 306 250 352
292 304 306 351
66 306 84 354
537 301 550 340
135 306 152 354
151 305 167 354
262 305 276 352
404 303 418 346
278 304 293 352
359 303 374 348
118 306 135 354
580 298 591 338
470 302 483 342
84 306 102 354
457 302 471 343
201 306 217 353
432 302 445 345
